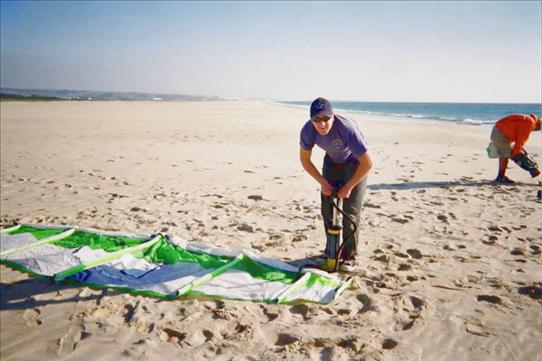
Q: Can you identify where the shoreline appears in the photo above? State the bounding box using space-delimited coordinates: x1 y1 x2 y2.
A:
269 100 541 127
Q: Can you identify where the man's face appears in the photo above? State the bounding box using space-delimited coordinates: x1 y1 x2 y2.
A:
311 114 334 135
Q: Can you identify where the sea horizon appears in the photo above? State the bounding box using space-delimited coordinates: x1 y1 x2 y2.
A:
278 100 541 126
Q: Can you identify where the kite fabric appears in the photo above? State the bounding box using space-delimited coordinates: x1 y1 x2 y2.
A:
0 224 351 304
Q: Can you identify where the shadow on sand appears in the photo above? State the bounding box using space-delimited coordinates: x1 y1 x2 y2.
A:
0 276 110 311
367 179 539 191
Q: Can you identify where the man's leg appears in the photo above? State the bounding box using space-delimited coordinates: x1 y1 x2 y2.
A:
498 157 509 178
491 127 512 181
321 192 335 259
341 177 367 260
321 156 340 259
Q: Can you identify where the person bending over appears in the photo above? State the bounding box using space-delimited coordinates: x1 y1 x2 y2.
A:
488 113 541 184
299 97 372 271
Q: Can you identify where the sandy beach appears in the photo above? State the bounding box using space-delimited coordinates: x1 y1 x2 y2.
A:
1 101 541 361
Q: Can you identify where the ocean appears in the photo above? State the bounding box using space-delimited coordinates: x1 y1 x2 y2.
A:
281 101 541 126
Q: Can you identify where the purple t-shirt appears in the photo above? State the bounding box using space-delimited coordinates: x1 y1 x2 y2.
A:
300 114 368 163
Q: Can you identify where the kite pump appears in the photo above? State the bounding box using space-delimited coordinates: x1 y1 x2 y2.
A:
323 194 343 272
302 191 358 274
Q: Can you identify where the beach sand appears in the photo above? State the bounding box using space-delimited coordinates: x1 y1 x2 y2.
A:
1 101 541 361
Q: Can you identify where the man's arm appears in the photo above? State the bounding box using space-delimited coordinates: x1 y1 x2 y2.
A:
338 152 372 199
300 148 333 196
511 126 532 157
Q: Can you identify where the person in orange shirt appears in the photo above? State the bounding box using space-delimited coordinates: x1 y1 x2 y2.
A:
488 113 541 184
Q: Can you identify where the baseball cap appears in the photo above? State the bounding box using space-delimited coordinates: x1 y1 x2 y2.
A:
310 97 333 118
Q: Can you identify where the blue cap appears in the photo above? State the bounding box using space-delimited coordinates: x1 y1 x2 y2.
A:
310 97 333 118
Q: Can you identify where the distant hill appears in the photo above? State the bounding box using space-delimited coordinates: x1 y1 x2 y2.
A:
0 88 225 101
1 93 66 101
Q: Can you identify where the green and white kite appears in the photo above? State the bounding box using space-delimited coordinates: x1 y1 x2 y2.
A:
0 224 351 304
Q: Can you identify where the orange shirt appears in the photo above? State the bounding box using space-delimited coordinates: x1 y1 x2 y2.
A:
495 114 539 156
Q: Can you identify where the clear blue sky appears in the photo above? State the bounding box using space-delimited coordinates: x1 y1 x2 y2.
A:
1 1 541 102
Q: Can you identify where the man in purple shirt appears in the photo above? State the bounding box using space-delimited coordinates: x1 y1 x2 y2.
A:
299 97 372 271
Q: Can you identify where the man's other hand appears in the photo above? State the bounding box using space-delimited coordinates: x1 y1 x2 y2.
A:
337 185 353 199
320 180 333 196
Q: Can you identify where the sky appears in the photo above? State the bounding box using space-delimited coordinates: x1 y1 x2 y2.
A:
1 1 541 103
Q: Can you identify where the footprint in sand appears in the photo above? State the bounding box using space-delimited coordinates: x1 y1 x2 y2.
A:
259 305 279 322
337 308 352 316
402 318 417 331
391 216 409 224
129 207 147 212
153 193 166 200
487 225 502 233
406 249 423 259
530 245 541 255
237 223 255 233
465 321 491 337
396 296 424 328
325 337 362 353
22 308 42 326
410 295 425 310
373 254 391 263
273 332 299 346
160 327 186 343
482 235 498 245
56 325 87 355
289 304 311 321
356 293 377 313
476 295 502 304
382 338 398 350
202 329 214 342
291 234 307 243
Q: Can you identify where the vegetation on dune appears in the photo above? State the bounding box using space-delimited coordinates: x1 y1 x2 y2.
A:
0 93 69 101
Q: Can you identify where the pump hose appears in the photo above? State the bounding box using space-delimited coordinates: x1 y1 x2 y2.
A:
330 196 358 273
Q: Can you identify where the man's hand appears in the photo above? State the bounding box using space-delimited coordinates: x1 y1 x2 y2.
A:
337 185 353 199
336 153 372 199
320 179 334 196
